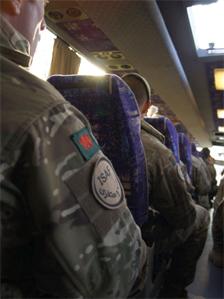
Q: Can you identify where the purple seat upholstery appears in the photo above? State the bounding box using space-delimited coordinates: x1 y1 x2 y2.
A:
191 143 199 158
48 74 149 226
144 116 180 163
178 133 192 177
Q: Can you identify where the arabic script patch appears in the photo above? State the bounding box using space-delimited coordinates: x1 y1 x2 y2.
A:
92 157 124 209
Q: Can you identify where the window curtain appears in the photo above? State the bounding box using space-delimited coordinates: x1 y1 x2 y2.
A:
49 38 81 75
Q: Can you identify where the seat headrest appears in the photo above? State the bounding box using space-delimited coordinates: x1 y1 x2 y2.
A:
178 133 192 177
144 116 180 163
191 143 199 158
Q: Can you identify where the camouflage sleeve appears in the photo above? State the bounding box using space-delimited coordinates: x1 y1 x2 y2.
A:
141 132 196 230
214 179 224 212
192 158 201 195
191 157 210 196
0 179 33 298
201 159 212 186
212 199 224 251
180 162 195 194
1 103 148 298
197 161 211 195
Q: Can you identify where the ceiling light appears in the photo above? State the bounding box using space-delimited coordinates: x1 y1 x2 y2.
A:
217 109 224 118
218 126 224 132
214 68 224 90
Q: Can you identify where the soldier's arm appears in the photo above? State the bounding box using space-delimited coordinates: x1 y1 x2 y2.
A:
192 162 200 193
0 179 34 298
192 157 211 196
3 103 148 298
142 134 196 231
214 179 224 211
197 162 211 195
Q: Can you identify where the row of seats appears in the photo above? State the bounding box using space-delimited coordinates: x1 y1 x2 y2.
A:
48 74 196 218
48 74 149 227
145 115 212 207
47 73 202 297
48 73 200 232
145 117 193 179
48 74 176 297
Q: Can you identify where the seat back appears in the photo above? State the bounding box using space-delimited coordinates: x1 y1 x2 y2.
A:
48 74 149 226
191 143 199 158
144 116 180 163
178 133 192 177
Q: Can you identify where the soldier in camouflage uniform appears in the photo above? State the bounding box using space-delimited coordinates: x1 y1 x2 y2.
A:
0 1 148 298
201 147 218 205
191 153 211 206
209 176 224 268
179 160 195 195
122 73 210 298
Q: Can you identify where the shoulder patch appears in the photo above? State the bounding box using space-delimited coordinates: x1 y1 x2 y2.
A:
71 128 99 160
92 157 124 209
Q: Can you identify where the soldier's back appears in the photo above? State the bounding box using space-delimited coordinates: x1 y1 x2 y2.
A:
141 120 196 231
191 155 210 196
0 54 67 148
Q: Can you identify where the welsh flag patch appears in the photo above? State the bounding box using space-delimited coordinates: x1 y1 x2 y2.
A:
71 128 99 160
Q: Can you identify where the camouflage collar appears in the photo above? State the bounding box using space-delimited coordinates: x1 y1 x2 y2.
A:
0 15 31 67
141 119 165 144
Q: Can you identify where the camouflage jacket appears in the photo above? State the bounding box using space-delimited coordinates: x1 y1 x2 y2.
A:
205 157 217 190
179 160 195 195
214 178 224 212
191 155 210 196
212 178 224 251
141 120 196 232
0 16 147 298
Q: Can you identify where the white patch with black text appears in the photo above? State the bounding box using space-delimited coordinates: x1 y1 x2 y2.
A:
92 157 124 209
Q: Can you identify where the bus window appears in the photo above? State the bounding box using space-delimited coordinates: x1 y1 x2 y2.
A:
77 54 106 76
29 29 55 79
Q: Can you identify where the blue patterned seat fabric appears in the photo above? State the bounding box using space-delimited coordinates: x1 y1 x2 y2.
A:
144 116 180 163
48 74 149 226
178 133 192 177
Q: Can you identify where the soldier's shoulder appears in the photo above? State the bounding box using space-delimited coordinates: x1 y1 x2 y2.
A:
141 126 169 155
1 55 85 153
141 120 164 143
1 54 66 107
191 155 200 167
